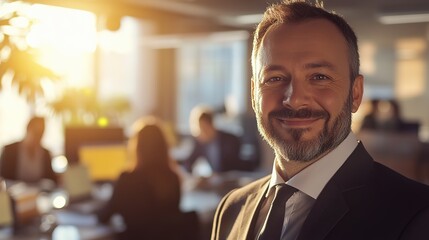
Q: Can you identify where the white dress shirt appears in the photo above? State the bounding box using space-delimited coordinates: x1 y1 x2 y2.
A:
261 132 359 240
17 143 44 183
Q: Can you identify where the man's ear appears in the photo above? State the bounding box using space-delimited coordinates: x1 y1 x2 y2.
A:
351 74 364 113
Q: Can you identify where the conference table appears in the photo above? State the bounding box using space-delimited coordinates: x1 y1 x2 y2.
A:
0 170 264 240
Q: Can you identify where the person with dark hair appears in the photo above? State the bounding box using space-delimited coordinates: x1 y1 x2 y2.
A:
0 116 57 184
211 1 429 239
360 98 419 133
97 116 197 240
184 105 243 173
360 98 380 130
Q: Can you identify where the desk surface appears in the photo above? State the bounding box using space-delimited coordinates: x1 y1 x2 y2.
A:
2 170 264 240
0 210 115 240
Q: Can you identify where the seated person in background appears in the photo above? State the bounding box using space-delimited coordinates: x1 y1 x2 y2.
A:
0 116 57 185
360 99 419 133
97 116 184 239
359 98 379 130
183 105 243 174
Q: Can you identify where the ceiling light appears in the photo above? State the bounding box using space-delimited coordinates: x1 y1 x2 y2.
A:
234 14 264 25
379 12 429 24
218 13 263 27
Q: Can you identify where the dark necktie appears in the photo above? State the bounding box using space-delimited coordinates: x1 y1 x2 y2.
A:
258 184 298 240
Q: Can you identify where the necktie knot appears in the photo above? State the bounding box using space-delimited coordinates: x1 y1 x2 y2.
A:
274 184 297 202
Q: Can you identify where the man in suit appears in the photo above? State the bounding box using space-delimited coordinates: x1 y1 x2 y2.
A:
184 105 243 173
211 1 429 239
0 116 57 184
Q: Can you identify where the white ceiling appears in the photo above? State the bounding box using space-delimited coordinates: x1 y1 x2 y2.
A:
129 0 429 19
110 0 429 29
25 0 429 28
130 0 429 15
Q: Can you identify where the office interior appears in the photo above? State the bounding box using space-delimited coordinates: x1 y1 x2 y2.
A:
1 0 429 239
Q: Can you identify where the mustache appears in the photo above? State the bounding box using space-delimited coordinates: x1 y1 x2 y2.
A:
269 108 328 119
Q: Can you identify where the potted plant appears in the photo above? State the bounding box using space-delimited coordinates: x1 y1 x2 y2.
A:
48 87 131 127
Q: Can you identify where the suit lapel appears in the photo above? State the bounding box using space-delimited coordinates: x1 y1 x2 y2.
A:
297 182 349 240
297 143 373 240
239 179 270 240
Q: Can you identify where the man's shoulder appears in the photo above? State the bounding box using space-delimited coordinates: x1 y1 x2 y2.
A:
217 131 241 148
373 161 429 199
218 130 239 139
3 141 20 149
1 142 20 155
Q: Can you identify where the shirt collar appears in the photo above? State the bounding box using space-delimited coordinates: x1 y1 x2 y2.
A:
269 132 358 199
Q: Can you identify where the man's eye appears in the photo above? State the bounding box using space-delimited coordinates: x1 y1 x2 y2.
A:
312 74 329 80
265 77 284 84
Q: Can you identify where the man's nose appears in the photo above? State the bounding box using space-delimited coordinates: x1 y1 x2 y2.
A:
282 80 310 109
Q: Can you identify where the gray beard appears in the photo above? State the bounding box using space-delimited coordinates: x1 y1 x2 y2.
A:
256 95 352 162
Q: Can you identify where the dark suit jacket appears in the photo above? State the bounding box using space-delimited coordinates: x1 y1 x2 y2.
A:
211 143 429 240
0 142 57 183
184 130 243 172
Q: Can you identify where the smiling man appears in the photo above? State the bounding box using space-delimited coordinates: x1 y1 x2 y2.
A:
211 1 429 240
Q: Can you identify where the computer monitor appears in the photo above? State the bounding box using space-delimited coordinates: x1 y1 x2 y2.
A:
78 143 132 181
64 127 126 163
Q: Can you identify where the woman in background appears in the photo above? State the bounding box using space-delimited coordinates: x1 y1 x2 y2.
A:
97 116 183 239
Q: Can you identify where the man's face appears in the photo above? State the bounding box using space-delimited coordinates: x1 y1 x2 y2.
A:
252 19 363 162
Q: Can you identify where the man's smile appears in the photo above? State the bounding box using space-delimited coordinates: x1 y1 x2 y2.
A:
277 117 324 128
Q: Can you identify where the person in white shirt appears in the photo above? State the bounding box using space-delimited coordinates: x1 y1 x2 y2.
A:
0 116 57 184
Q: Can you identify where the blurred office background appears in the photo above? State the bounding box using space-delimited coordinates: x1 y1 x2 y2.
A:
1 0 429 238
1 0 429 170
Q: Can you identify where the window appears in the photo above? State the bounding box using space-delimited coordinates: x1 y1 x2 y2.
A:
176 32 248 134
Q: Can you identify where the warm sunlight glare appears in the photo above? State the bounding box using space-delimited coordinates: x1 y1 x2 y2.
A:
24 4 97 87
26 4 96 53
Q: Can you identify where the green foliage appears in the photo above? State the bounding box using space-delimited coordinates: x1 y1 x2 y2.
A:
0 2 130 126
0 1 58 102
48 87 131 126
